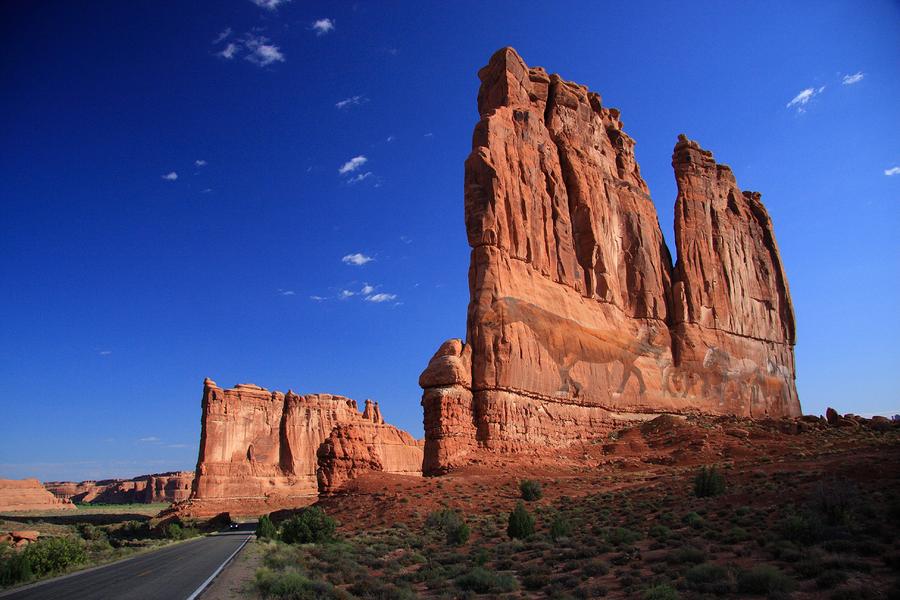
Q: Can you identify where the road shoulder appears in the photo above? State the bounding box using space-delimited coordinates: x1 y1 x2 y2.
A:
197 538 262 599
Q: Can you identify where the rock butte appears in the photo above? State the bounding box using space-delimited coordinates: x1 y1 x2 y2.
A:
0 478 75 512
420 47 799 474
178 379 423 517
44 471 194 505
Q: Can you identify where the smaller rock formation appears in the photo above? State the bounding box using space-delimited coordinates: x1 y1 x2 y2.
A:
316 422 422 494
44 471 194 504
181 379 423 516
0 479 75 512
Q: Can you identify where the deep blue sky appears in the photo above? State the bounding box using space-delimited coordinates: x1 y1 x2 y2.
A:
2 1 898 482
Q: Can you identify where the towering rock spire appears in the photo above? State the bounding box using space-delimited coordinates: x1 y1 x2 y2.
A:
421 48 799 474
669 135 799 417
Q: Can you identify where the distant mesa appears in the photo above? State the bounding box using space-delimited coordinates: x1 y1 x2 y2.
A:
0 478 76 512
419 47 800 474
43 471 194 505
173 380 423 518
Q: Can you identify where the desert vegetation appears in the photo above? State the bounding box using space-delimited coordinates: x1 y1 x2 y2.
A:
245 415 900 599
0 503 201 588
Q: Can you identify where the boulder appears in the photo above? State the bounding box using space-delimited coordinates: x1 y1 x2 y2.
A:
11 530 39 542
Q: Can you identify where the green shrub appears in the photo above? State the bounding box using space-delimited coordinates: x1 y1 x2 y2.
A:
425 509 469 546
694 466 726 497
643 584 680 600
455 566 518 593
0 549 34 586
507 502 535 539
76 523 105 541
683 512 705 529
581 558 609 576
550 514 572 541
667 546 706 564
605 527 641 546
164 523 199 540
447 522 470 546
519 479 543 501
779 512 823 545
737 565 795 595
685 563 733 594
256 515 277 540
816 570 848 589
22 537 86 577
254 567 345 599
280 507 336 545
649 524 671 540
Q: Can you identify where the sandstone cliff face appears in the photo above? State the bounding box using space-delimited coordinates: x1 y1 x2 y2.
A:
0 478 75 512
45 472 193 504
316 422 423 494
421 48 799 473
186 379 422 515
669 136 799 417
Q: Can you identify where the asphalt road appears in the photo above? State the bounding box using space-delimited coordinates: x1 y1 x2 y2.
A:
0 526 254 600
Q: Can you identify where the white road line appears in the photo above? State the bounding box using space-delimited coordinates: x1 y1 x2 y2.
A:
184 534 252 600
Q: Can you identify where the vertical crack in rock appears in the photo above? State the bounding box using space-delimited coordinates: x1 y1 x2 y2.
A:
421 48 800 473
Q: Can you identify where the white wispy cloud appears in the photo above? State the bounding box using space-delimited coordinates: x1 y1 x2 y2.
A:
162 172 178 181
885 166 900 176
213 28 232 44
348 171 372 184
361 284 375 295
335 95 368 109
218 42 238 60
340 290 355 299
277 288 296 296
786 86 825 112
201 188 213 193
251 0 289 10
98 350 112 356
366 293 397 303
842 72 864 85
309 295 327 302
245 36 284 66
195 159 207 167
342 253 373 266
138 436 160 443
386 135 395 143
312 18 334 35
338 155 367 174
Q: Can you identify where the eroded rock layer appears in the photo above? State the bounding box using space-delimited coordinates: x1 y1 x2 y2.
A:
45 471 194 504
421 48 799 473
185 379 422 515
0 478 75 512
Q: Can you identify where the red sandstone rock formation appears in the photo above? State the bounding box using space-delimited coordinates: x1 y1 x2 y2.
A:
44 472 193 504
182 379 423 516
420 47 799 474
0 478 75 512
316 422 422 494
668 135 799 417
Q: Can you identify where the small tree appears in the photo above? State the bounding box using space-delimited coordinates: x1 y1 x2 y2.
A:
507 501 535 539
256 514 277 540
694 466 726 498
549 514 572 541
280 507 336 544
519 479 543 501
